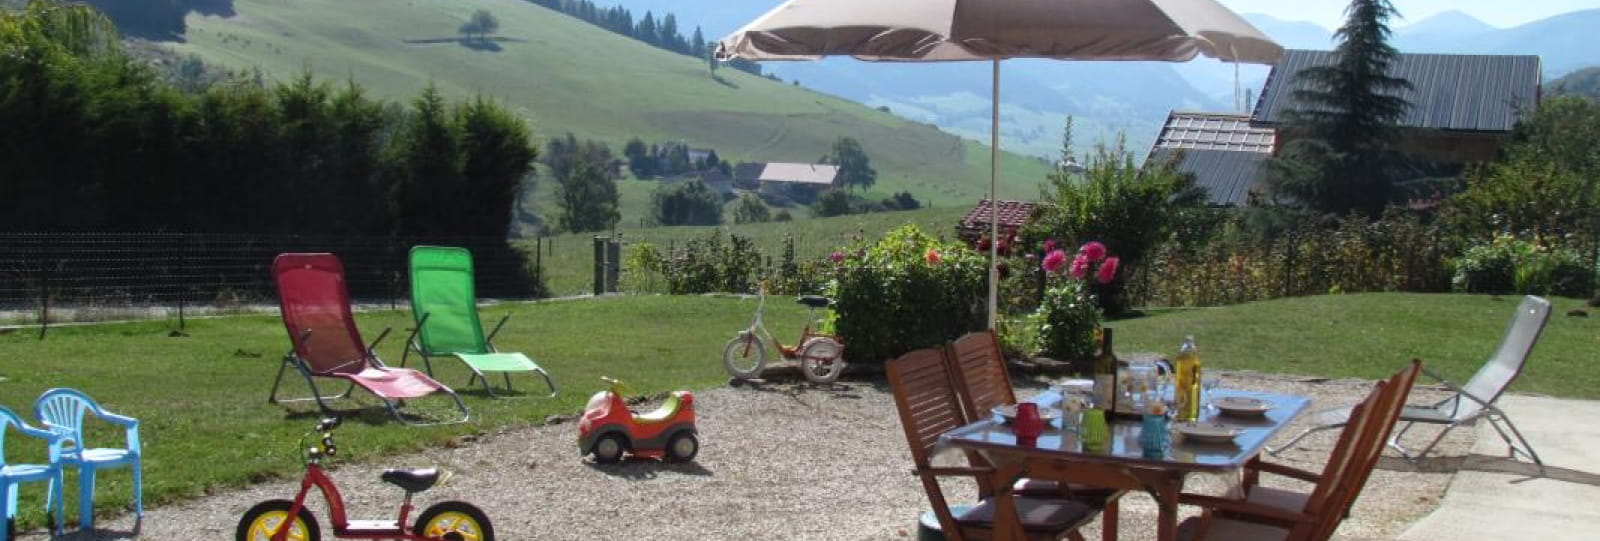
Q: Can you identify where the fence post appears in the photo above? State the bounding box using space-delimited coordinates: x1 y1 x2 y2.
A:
606 237 621 294
592 236 606 296
534 236 544 298
177 233 187 332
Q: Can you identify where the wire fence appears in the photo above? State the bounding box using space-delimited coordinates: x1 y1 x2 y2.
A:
0 233 539 326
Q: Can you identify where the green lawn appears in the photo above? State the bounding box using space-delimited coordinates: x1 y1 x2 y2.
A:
2 292 1594 528
1113 293 1600 399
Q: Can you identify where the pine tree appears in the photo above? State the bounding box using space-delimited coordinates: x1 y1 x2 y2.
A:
636 11 657 46
1264 0 1412 216
690 26 706 60
661 13 681 53
1057 115 1077 171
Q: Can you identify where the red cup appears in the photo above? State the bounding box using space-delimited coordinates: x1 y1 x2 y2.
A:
1014 402 1044 439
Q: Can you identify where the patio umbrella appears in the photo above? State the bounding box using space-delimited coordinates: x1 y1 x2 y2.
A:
718 0 1282 329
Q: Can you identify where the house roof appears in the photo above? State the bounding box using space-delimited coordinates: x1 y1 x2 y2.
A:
959 199 1036 232
1154 111 1275 153
759 163 839 185
1254 49 1541 132
1152 148 1267 207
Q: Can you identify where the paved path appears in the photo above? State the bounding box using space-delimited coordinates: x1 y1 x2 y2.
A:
1399 394 1600 541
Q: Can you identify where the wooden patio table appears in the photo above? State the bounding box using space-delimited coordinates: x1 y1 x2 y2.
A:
938 389 1310 541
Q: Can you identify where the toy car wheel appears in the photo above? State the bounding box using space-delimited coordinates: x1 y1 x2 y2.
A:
799 336 846 384
666 431 699 462
592 433 628 464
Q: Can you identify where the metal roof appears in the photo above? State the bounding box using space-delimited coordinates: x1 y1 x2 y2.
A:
1154 111 1275 153
1254 49 1541 132
1152 148 1267 207
758 163 839 185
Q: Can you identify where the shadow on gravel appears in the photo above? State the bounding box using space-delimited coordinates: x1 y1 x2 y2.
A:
585 460 713 481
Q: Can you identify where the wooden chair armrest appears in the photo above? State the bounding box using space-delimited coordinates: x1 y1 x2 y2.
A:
916 466 994 478
1248 460 1322 483
1178 493 1314 528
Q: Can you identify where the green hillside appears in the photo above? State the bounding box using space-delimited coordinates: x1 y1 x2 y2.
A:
168 0 1052 219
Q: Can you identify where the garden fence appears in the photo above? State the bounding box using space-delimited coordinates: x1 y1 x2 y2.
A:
0 232 540 326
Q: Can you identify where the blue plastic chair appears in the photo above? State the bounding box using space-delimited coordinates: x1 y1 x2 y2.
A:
33 389 141 533
1 406 63 541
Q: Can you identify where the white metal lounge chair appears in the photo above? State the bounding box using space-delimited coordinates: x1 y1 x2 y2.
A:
1269 295 1550 465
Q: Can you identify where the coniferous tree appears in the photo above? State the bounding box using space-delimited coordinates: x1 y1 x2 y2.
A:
690 27 706 60
636 11 657 47
1263 0 1412 217
660 13 681 53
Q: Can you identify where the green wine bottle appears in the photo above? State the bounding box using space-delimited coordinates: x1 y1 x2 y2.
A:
1095 327 1119 414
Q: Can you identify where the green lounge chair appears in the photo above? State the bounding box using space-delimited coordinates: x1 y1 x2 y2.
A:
402 246 556 397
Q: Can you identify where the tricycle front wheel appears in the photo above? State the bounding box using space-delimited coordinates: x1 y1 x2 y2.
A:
237 499 320 541
415 500 495 541
723 333 767 380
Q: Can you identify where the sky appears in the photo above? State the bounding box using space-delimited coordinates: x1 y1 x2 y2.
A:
1220 0 1600 30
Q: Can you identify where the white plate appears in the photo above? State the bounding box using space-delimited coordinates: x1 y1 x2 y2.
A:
992 404 1061 423
1214 396 1273 417
1175 422 1241 443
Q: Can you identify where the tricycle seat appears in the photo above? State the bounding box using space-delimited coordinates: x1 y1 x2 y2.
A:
380 468 439 493
797 295 832 309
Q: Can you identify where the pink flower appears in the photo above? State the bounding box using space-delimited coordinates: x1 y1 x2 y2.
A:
829 251 845 263
1042 249 1068 273
1097 256 1120 284
1079 241 1107 263
924 248 942 265
1043 239 1057 253
1069 254 1090 280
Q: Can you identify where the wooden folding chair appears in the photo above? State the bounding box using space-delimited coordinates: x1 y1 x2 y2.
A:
888 347 1098 541
1176 360 1422 541
947 332 1122 515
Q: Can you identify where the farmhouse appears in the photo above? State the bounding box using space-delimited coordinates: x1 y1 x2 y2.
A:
1150 49 1542 207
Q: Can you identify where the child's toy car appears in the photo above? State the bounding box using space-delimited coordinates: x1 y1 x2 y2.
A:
577 377 698 463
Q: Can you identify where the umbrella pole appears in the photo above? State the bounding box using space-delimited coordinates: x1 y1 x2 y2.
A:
987 58 1000 331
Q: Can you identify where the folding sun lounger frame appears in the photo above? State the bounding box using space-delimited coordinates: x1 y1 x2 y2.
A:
1269 295 1550 466
268 253 469 425
401 246 556 398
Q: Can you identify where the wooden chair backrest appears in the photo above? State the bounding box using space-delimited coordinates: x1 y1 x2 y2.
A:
947 330 1016 422
1318 360 1422 540
887 346 970 539
1293 380 1385 539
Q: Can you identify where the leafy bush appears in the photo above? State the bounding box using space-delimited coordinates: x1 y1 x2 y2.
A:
1030 280 1101 362
766 234 827 296
1023 141 1199 315
1453 236 1594 297
828 225 985 366
1141 209 1455 307
621 242 668 294
661 230 761 294
651 180 723 226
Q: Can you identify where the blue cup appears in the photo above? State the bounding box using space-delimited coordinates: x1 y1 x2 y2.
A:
1140 414 1170 453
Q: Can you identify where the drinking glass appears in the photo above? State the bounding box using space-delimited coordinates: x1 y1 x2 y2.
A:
1080 409 1109 449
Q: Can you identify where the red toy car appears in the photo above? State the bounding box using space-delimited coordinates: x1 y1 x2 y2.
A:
578 377 698 463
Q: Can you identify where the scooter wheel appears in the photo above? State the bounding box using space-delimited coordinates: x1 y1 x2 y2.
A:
666 431 699 462
236 499 320 541
592 433 628 464
415 500 495 541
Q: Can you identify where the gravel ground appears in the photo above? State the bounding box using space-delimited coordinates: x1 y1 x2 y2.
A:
18 371 1468 541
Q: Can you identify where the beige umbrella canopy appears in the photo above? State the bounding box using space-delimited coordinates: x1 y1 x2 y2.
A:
719 0 1283 328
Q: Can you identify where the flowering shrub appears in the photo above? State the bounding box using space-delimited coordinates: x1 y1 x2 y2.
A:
829 224 986 366
1031 241 1121 361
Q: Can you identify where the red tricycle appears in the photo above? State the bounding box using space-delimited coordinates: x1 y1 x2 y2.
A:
236 417 494 541
577 377 698 463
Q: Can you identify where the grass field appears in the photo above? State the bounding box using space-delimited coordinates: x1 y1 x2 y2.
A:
170 0 1054 222
521 206 971 296
2 292 1595 530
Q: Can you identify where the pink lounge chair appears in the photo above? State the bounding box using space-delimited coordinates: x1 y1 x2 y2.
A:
269 253 468 425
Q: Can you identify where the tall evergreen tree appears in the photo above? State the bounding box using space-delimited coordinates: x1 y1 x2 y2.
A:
660 13 681 53
690 26 706 60
1264 0 1412 217
636 11 657 46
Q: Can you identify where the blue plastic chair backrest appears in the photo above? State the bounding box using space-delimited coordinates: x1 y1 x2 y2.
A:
34 388 97 449
1 405 27 460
